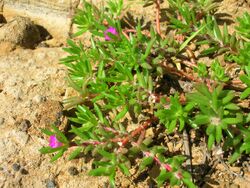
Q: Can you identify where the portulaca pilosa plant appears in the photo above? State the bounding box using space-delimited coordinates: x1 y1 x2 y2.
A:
40 0 250 187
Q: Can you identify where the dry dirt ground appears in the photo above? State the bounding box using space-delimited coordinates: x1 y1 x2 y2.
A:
0 0 250 188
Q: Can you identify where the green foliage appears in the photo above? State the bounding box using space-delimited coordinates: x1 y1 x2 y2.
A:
233 42 250 67
156 94 194 133
40 0 250 187
235 12 250 40
239 65 250 99
224 125 250 163
210 59 229 82
194 62 208 78
188 84 243 149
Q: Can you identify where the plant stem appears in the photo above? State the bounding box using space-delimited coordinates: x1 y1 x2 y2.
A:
69 117 158 148
120 116 158 146
155 0 161 36
183 129 193 178
143 151 182 179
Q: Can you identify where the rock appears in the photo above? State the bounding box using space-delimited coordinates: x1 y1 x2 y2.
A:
0 0 5 23
0 135 19 162
12 163 21 172
18 119 31 132
45 179 57 188
32 95 46 104
20 168 29 175
68 166 79 176
0 15 6 24
0 16 41 48
14 130 29 146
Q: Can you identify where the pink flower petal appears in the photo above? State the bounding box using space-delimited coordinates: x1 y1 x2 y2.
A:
104 27 118 41
49 135 62 148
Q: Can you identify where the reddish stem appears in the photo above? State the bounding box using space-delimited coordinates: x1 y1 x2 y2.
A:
122 30 130 40
143 151 183 179
69 117 158 148
119 116 158 146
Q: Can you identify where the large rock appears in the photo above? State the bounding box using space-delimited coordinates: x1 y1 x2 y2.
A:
0 0 6 23
3 0 80 45
0 16 40 48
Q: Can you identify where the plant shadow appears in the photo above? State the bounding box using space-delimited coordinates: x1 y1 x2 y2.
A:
121 11 152 30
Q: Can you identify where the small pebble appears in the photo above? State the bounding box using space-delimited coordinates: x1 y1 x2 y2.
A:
33 95 46 104
0 117 4 125
20 168 28 175
12 163 21 171
68 166 79 176
46 179 56 188
19 119 31 132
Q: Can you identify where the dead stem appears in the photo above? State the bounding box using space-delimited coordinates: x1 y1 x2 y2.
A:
155 0 161 36
183 129 193 176
123 29 151 37
161 63 198 81
122 30 130 40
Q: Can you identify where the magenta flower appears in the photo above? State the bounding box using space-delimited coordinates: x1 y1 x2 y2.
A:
49 135 62 148
104 27 118 41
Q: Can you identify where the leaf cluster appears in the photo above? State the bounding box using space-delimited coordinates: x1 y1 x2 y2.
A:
40 0 250 187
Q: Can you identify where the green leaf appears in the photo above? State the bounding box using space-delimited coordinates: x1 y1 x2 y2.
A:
89 166 114 176
213 20 222 41
208 134 215 150
200 46 219 56
206 125 215 135
240 74 250 86
156 169 169 187
41 129 54 136
114 106 128 122
195 84 211 99
182 176 196 188
39 146 62 154
222 91 235 104
179 118 185 131
109 170 116 188
170 175 179 186
70 125 89 140
167 119 177 133
141 62 152 69
215 126 222 143
118 163 130 176
222 113 243 124
229 148 241 163
224 103 240 110
68 147 82 160
94 103 104 124
240 88 250 99
98 149 114 160
184 102 195 112
50 149 65 162
139 157 153 171
230 32 237 48
81 121 96 131
194 115 210 125
240 143 250 153
223 23 229 44
179 24 207 52
51 125 68 144
141 37 156 60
